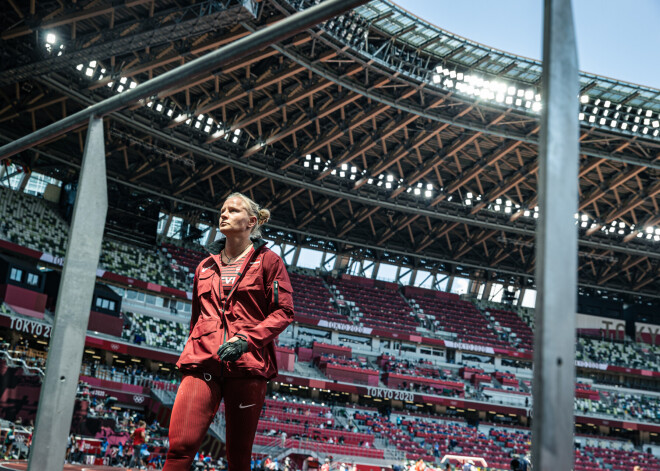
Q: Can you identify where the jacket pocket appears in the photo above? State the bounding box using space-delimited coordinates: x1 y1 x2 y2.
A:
177 319 224 371
273 279 293 307
196 270 214 296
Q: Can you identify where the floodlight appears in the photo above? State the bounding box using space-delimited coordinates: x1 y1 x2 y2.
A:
532 102 541 112
341 163 348 171
367 178 373 184
524 90 534 100
76 64 83 71
524 210 530 217
646 110 652 117
444 79 454 88
505 96 513 105
385 182 391 189
588 116 596 123
89 60 97 68
504 207 511 214
456 72 464 81
129 81 137 89
603 100 611 108
468 193 474 199
156 104 163 112
414 188 421 195
621 123 628 130
340 171 345 177
432 74 441 84
315 157 321 163
427 183 433 190
580 95 589 104
204 125 211 133
465 199 472 206
46 33 57 44
351 166 357 173
304 161 310 168
515 99 522 107
508 87 516 95
496 93 504 103
387 175 394 182
425 190 432 198
85 68 94 77
493 204 500 211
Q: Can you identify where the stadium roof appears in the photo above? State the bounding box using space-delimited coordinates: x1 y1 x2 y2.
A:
1 0 659 298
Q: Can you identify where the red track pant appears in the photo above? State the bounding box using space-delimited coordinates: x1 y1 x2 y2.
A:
163 373 267 471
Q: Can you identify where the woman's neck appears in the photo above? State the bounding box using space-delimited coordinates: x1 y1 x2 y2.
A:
223 235 252 259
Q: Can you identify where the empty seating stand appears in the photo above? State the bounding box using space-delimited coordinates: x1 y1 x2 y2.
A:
404 287 509 349
288 272 348 323
331 275 419 333
484 308 534 351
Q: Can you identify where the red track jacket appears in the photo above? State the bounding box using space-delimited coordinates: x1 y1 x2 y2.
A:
177 238 294 379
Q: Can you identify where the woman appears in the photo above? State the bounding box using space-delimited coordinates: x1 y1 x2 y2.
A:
163 192 295 471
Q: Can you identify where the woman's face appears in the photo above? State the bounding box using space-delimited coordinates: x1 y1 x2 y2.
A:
219 197 256 237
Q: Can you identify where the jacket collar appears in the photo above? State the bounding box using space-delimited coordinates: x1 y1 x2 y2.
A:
206 237 267 255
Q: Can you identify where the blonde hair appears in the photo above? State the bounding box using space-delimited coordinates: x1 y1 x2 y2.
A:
225 192 270 238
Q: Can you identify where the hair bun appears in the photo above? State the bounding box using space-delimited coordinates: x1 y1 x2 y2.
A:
258 208 271 224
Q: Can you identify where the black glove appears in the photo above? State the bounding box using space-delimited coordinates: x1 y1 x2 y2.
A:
217 338 248 362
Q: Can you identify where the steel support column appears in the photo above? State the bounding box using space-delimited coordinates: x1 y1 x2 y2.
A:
28 117 108 471
532 1 579 470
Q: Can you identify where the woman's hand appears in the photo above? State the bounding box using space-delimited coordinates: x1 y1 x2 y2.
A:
217 336 248 362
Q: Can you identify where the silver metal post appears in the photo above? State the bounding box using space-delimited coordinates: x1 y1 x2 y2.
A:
532 0 579 470
0 0 368 161
27 117 108 471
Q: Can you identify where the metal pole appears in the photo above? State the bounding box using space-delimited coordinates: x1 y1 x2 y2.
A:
27 117 108 471
532 0 579 470
0 0 368 161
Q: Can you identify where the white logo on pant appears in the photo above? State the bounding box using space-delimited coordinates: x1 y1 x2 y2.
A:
239 403 255 409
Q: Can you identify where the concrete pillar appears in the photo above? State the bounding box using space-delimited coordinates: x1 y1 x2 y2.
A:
28 117 108 471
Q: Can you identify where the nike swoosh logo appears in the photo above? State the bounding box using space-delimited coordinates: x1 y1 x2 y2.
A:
239 403 255 409
202 267 210 273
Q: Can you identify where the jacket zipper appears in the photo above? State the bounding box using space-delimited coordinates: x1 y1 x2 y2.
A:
274 280 279 307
